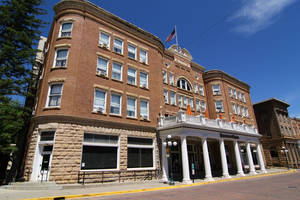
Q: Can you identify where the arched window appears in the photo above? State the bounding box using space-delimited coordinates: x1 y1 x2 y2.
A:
177 78 191 91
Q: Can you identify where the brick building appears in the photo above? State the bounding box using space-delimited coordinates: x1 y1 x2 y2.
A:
23 0 266 184
254 98 300 168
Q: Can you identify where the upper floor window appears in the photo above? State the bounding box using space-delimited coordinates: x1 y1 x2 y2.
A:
97 57 108 76
215 100 224 112
183 96 188 108
140 49 148 64
241 106 245 117
199 85 204 96
177 78 191 91
228 87 233 97
127 67 137 85
47 83 63 107
128 44 136 60
232 103 237 114
170 92 176 105
196 99 200 112
113 38 123 54
201 101 206 112
178 95 183 107
236 104 241 115
112 62 122 81
212 84 221 95
194 83 198 94
245 107 249 117
140 72 148 88
233 89 237 99
164 90 169 104
60 22 72 37
163 71 167 84
54 49 68 68
127 96 136 118
94 89 106 113
242 93 246 102
140 99 149 120
110 93 122 115
189 98 194 109
99 32 110 48
169 73 174 85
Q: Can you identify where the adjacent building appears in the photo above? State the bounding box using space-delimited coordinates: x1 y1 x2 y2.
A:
23 0 266 184
254 98 300 168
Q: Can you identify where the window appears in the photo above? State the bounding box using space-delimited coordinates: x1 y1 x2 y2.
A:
177 78 191 91
54 49 68 67
164 90 169 104
245 107 249 117
201 101 206 112
215 100 224 112
228 87 233 97
60 22 72 37
99 32 110 48
199 85 204 96
183 96 188 108
81 133 119 170
127 137 153 168
140 72 148 88
127 96 136 117
163 71 167 84
169 73 174 85
128 44 136 59
127 67 136 85
113 38 123 54
196 99 200 112
194 83 198 94
236 104 241 115
110 93 121 115
47 83 63 107
241 106 245 117
112 62 122 81
170 92 176 105
237 91 241 101
212 84 221 95
242 93 246 102
232 103 237 114
270 148 278 158
94 89 106 113
178 95 183 107
140 99 149 120
97 57 108 76
233 89 237 99
140 49 148 64
189 98 194 109
40 131 55 141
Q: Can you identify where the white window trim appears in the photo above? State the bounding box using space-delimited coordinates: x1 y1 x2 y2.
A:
127 67 137 85
99 31 111 49
128 43 137 60
139 49 148 64
113 37 123 55
164 89 169 104
93 89 107 113
140 99 149 120
212 84 221 95
110 93 122 116
194 83 198 94
97 56 109 77
53 48 69 68
112 62 123 81
58 21 73 38
163 71 168 84
169 73 174 85
127 96 137 118
139 71 148 88
215 100 224 112
45 83 63 108
199 85 205 96
170 92 176 106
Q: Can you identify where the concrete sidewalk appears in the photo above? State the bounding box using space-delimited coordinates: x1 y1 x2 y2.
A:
0 168 295 200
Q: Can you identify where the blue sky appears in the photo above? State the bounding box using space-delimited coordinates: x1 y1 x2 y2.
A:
39 0 300 118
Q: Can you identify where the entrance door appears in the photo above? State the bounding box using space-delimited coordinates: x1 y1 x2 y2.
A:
38 145 53 181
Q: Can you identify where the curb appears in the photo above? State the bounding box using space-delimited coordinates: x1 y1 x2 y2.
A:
23 170 297 200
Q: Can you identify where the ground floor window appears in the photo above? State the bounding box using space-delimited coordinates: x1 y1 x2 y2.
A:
81 133 119 170
127 137 154 168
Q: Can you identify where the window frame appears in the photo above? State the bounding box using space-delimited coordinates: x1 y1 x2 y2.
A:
127 96 137 118
170 91 176 105
212 84 221 95
199 85 205 96
99 31 111 49
112 62 123 81
53 48 69 68
93 89 107 113
128 44 137 60
113 37 123 54
127 67 137 85
139 71 148 88
110 93 122 116
140 99 149 120
177 78 191 92
169 73 174 85
59 21 73 38
194 83 198 94
215 100 224 112
46 83 63 108
97 56 109 76
163 71 167 84
164 89 169 104
139 49 148 64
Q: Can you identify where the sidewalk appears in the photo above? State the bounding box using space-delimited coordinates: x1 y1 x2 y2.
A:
0 168 296 200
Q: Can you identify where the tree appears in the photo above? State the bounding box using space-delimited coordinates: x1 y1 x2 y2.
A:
0 0 46 183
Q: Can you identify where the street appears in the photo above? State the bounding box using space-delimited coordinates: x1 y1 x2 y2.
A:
76 171 300 200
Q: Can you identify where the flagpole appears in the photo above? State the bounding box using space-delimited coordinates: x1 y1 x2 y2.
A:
175 25 179 51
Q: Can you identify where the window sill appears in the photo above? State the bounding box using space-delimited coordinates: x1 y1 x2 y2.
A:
51 66 67 71
43 107 61 111
112 78 123 83
98 44 110 51
140 118 150 122
96 73 109 79
113 51 124 56
140 86 149 90
128 57 137 62
127 167 156 171
165 102 169 105
109 113 122 118
139 61 148 66
57 36 72 40
80 169 119 172
126 116 138 120
170 104 177 107
91 111 107 115
213 93 222 96
127 83 137 87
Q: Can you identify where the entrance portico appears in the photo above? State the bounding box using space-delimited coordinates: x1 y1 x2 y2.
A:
158 111 266 183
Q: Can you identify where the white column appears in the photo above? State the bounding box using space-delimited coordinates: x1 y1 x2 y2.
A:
246 142 256 175
256 143 267 173
219 139 231 178
181 136 191 183
234 140 245 176
202 137 214 181
160 138 169 182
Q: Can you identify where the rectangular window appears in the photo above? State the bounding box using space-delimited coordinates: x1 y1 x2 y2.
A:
112 62 122 81
81 133 118 170
233 89 237 99
127 67 137 85
40 131 55 141
232 103 237 114
189 98 194 109
55 49 68 67
94 89 106 113
128 44 136 59
242 93 246 102
60 22 72 37
194 83 198 94
178 95 183 107
113 38 123 54
241 106 245 117
163 71 167 84
238 91 242 101
110 93 121 115
140 72 148 88
184 96 188 108
196 99 200 112
169 73 174 85
127 96 136 118
215 100 224 112
170 92 176 105
236 104 241 115
245 107 249 117
228 88 233 97
47 83 63 107
140 99 149 120
140 49 148 64
99 32 110 48
97 57 108 76
164 90 169 104
201 101 206 112
212 84 221 95
127 137 153 168
199 85 204 96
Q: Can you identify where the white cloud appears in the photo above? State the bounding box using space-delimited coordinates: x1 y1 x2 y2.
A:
231 0 296 35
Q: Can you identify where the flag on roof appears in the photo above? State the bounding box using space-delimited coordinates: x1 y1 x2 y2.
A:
165 28 176 43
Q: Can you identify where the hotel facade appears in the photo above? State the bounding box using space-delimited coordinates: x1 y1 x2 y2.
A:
23 0 266 184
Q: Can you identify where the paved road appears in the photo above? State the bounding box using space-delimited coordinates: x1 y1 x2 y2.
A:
77 172 300 200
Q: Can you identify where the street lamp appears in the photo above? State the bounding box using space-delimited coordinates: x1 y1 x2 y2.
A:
280 146 289 170
163 135 177 185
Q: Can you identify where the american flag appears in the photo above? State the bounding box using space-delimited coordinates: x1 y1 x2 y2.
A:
165 28 176 43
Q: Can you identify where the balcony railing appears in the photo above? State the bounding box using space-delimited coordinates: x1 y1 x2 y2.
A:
158 110 259 135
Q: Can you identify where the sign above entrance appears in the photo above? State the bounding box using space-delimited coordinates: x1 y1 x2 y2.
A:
220 133 239 139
